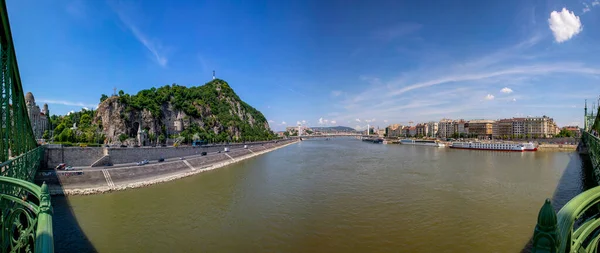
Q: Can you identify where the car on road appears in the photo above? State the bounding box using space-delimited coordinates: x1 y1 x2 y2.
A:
136 160 149 166
64 166 76 171
201 152 207 156
55 163 66 170
158 158 165 162
179 157 185 160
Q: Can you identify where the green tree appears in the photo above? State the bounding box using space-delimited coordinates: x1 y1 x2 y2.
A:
42 130 49 140
79 114 92 128
100 94 109 103
119 134 128 143
118 90 125 97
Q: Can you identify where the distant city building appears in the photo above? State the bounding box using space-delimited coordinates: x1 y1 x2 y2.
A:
563 126 581 137
416 123 428 137
427 122 438 138
493 118 514 138
25 92 49 139
438 119 455 138
467 119 494 139
524 116 556 138
385 124 403 138
408 126 417 137
377 128 385 137
454 119 467 135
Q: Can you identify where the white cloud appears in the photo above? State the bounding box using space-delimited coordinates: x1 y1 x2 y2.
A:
297 121 302 125
66 110 75 116
583 3 591 13
268 120 275 123
354 125 364 130
302 120 306 124
281 121 287 125
512 98 517 102
109 2 168 67
38 99 96 109
331 90 342 97
594 1 600 6
355 118 361 122
82 107 89 111
548 8 583 43
500 87 513 94
485 94 495 100
318 118 324 124
330 120 337 124
384 120 389 123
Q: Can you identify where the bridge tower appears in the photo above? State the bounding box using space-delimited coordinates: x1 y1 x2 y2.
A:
585 99 588 131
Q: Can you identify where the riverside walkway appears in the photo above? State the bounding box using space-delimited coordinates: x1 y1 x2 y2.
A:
532 100 600 253
0 1 54 252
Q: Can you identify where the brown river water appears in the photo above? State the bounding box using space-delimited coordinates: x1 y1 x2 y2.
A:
52 138 594 252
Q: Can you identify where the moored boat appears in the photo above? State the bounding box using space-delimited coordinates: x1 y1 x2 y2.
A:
400 139 446 147
450 142 537 152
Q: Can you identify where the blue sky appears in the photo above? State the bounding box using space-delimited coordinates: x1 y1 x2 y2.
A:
7 0 600 131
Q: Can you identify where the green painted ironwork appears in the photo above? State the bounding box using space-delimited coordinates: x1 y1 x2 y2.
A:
0 0 54 252
0 177 52 253
532 101 600 252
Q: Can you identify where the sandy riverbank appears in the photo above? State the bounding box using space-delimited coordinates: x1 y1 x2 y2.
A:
40 140 298 195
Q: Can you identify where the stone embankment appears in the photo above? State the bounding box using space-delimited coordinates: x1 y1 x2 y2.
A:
36 140 297 195
537 143 577 151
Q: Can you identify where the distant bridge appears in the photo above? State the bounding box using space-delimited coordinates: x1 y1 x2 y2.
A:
288 133 363 139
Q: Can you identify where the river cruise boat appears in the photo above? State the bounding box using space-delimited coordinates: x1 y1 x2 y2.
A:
450 142 537 152
400 139 446 147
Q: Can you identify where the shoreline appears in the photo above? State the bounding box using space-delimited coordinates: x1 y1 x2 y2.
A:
47 140 298 196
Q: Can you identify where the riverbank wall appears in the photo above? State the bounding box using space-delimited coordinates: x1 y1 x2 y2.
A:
36 140 297 195
537 143 577 151
45 141 283 168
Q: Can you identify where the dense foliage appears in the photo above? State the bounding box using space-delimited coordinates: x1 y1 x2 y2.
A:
48 109 105 144
113 79 276 143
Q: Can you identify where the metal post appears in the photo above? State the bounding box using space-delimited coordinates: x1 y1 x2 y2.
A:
531 199 558 252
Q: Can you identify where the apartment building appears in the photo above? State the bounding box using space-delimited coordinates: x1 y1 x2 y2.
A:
427 122 439 138
524 116 556 138
454 119 468 135
468 120 495 139
416 123 429 137
493 119 514 138
386 124 404 137
438 119 455 138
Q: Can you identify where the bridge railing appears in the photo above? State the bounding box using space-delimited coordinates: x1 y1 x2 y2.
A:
0 146 44 182
532 132 600 252
0 177 52 253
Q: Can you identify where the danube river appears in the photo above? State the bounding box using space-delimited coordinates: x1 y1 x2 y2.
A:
53 138 593 252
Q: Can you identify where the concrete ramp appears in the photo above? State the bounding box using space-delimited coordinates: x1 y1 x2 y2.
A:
90 155 111 167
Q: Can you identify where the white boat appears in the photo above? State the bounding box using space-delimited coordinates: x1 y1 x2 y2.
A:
450 142 537 152
400 139 446 147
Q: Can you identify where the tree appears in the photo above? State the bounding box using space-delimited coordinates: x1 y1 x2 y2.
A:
119 134 128 143
100 94 109 103
42 130 49 140
118 90 125 97
79 114 92 128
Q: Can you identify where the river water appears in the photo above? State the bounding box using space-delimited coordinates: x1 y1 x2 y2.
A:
53 138 593 252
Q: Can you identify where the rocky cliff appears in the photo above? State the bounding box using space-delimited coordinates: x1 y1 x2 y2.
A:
95 79 273 144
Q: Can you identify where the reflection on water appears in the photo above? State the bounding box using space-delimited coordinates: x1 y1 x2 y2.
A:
54 138 589 252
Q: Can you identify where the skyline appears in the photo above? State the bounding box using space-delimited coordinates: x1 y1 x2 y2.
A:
7 0 600 131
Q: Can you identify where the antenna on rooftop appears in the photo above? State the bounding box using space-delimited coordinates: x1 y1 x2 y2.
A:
212 70 216 80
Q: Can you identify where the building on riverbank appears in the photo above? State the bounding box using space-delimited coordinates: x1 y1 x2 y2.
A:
468 120 494 139
25 92 50 139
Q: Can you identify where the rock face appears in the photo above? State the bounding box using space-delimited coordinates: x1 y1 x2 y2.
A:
95 79 272 144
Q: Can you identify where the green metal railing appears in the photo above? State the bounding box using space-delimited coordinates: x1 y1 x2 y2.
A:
532 103 600 252
0 177 52 253
0 0 54 252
